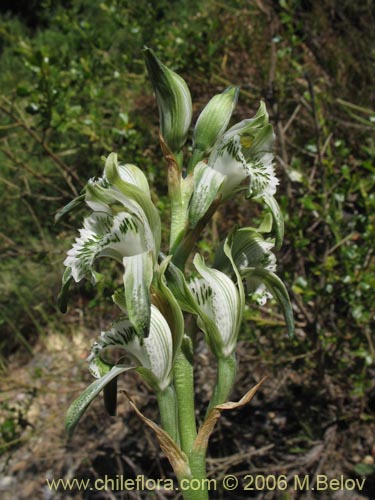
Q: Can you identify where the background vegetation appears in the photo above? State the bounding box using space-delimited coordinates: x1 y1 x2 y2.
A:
1 0 374 498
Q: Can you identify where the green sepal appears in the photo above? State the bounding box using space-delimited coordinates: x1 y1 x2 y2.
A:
103 378 118 417
263 195 284 250
65 364 132 438
246 268 294 338
57 267 73 313
54 194 85 224
155 257 185 357
103 153 161 252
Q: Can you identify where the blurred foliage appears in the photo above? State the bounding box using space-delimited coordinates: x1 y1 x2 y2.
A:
0 0 374 429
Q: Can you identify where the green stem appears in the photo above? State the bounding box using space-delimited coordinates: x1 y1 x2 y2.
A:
187 148 204 173
157 385 179 444
186 451 209 500
173 337 197 454
206 353 237 415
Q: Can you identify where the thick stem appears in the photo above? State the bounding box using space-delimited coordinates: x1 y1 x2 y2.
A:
173 337 197 454
157 385 179 444
186 451 209 500
206 353 237 415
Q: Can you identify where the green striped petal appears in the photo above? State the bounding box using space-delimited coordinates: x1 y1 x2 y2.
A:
87 156 161 253
191 86 239 167
85 181 157 255
188 161 224 228
208 101 279 200
245 268 295 338
144 47 192 153
104 153 151 197
191 254 243 358
263 195 284 250
64 211 150 283
89 305 174 391
123 251 154 338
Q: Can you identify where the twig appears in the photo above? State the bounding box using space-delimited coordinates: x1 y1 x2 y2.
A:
0 98 81 195
0 143 70 197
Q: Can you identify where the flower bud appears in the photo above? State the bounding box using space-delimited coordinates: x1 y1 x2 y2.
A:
143 47 192 153
192 86 239 156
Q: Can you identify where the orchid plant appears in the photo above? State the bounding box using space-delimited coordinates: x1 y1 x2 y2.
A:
57 48 294 499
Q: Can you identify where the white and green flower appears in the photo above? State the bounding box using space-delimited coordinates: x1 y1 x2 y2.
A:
208 101 278 199
64 211 151 283
166 251 244 358
214 226 294 336
88 304 174 391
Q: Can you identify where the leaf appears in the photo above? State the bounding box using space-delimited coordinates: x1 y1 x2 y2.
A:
121 389 189 479
354 463 375 476
65 365 132 438
194 377 266 453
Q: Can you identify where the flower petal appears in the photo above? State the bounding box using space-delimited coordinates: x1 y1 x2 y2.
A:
191 86 239 166
123 251 154 338
192 254 242 357
89 305 173 391
104 153 151 197
188 161 225 228
263 194 284 250
245 268 295 338
64 211 149 283
209 135 249 197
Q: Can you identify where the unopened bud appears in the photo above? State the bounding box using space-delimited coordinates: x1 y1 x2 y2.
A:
143 47 192 153
193 86 239 156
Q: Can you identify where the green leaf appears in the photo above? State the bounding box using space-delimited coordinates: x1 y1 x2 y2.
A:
353 463 375 476
65 365 132 438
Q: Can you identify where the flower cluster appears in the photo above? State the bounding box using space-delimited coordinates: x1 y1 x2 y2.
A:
59 48 293 437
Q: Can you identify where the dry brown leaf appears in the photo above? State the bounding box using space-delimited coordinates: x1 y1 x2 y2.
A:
194 377 267 453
